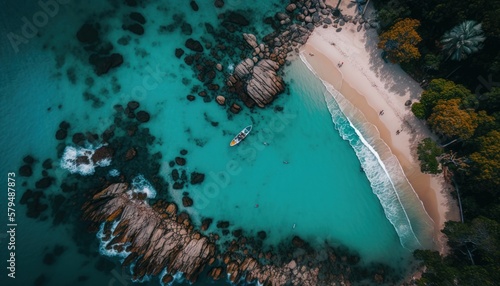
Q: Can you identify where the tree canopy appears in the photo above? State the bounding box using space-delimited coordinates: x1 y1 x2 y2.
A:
441 20 485 61
411 78 475 119
428 99 478 140
468 130 500 191
417 138 443 174
378 18 422 63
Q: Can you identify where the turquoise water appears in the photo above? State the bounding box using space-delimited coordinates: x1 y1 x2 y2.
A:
0 0 432 285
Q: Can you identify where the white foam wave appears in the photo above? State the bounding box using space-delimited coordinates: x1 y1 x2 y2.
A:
131 174 157 199
108 169 120 177
96 221 130 258
299 53 435 250
227 63 234 73
60 144 112 176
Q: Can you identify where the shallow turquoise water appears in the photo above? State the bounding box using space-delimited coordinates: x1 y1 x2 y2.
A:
0 0 432 285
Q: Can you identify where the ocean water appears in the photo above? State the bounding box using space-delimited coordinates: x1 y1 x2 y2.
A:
0 0 432 285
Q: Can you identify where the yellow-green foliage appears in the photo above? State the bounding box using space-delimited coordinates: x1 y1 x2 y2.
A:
469 130 500 190
428 99 478 140
378 18 422 63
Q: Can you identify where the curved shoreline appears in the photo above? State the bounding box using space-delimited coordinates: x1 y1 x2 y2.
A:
299 0 461 253
299 52 435 250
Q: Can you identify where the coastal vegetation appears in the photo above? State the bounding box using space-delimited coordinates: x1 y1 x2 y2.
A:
374 0 500 284
377 18 422 63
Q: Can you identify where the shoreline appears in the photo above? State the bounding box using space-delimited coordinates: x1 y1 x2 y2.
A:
301 1 460 253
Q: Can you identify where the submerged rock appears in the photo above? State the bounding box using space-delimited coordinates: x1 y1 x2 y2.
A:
190 172 205 184
185 38 204 52
88 53 124 76
182 196 193 207
76 23 99 44
19 165 33 177
136 111 150 123
225 12 249 26
175 48 184 58
129 12 146 24
190 1 199 11
123 23 144 35
214 0 224 8
55 129 67 140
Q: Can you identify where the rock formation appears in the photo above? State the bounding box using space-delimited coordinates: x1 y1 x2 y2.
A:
82 183 329 285
82 183 216 282
232 58 284 107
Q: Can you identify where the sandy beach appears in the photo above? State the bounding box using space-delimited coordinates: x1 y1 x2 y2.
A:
301 1 460 253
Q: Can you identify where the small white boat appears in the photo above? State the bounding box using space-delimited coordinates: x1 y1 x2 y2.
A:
230 125 252 146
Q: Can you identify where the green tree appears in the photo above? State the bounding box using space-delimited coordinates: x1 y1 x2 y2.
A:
443 217 500 265
441 20 486 61
468 130 500 191
378 18 422 63
375 0 410 28
413 250 457 286
417 138 443 174
479 87 500 114
428 99 478 140
412 78 475 119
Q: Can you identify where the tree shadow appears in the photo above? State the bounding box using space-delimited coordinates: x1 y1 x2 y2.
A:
362 29 423 101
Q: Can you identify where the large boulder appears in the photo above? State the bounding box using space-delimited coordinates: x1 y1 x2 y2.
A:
241 59 284 107
91 145 114 164
286 3 297 12
243 33 258 48
283 24 311 45
234 58 255 79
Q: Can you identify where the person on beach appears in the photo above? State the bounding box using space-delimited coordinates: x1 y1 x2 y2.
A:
396 130 400 135
379 110 384 115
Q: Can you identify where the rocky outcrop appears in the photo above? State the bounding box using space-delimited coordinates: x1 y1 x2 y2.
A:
224 257 319 286
232 58 284 107
83 183 325 285
82 183 216 282
91 145 114 163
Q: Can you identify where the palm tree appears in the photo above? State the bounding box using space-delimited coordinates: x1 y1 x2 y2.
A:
441 20 486 61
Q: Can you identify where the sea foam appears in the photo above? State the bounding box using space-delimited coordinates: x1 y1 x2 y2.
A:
131 174 157 199
60 145 112 176
300 53 434 250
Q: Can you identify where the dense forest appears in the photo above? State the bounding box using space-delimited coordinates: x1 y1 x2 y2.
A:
372 0 500 284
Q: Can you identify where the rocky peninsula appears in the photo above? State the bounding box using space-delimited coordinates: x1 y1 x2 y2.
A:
82 183 323 285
